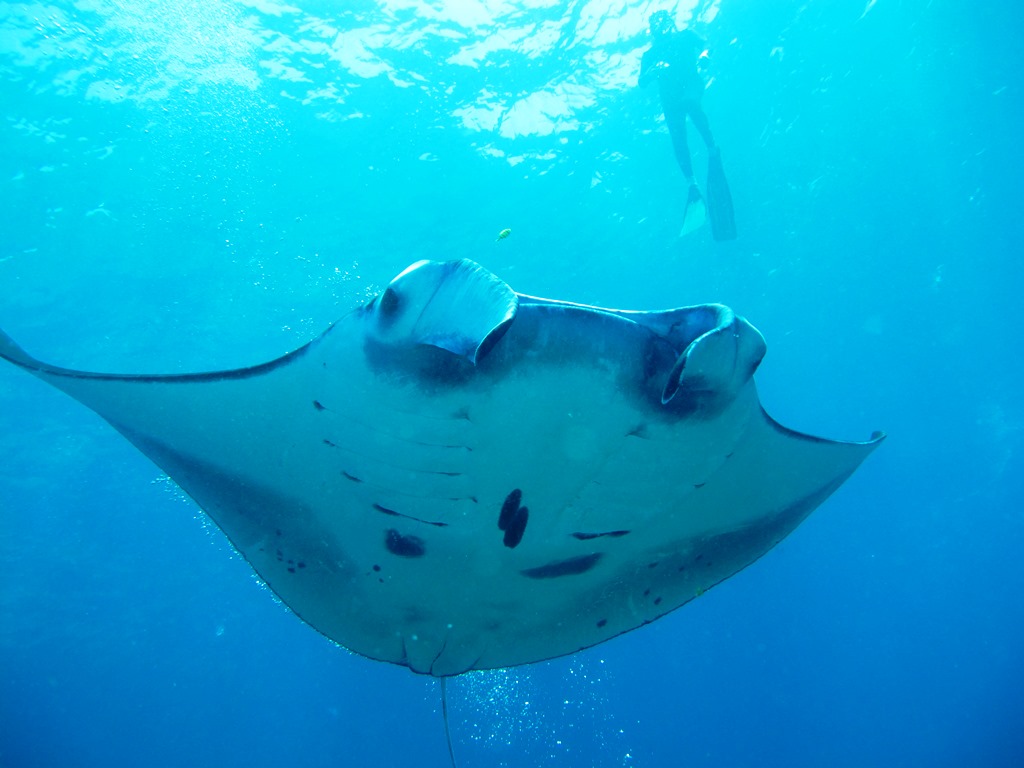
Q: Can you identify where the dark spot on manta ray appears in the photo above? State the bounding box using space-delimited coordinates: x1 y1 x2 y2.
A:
521 552 602 579
275 529 282 537
647 561 659 569
499 493 532 548
313 400 325 411
372 564 381 572
571 530 630 540
503 507 528 549
342 471 363 483
385 529 425 558
298 562 306 569
644 588 650 597
288 567 296 573
498 489 522 531
596 618 608 628
654 596 663 605
498 488 528 548
323 438 337 447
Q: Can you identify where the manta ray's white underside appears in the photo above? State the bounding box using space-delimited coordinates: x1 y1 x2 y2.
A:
0 259 881 676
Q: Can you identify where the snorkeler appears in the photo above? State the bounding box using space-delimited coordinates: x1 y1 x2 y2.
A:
639 10 735 240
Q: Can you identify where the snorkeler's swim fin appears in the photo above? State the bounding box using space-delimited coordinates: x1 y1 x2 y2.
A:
680 183 707 237
706 147 736 241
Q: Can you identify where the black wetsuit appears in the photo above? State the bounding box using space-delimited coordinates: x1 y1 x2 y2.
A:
639 29 715 180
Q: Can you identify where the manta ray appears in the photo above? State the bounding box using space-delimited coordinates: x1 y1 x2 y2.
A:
0 259 882 677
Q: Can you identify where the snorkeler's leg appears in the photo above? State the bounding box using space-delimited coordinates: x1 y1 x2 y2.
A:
664 107 695 181
663 106 705 234
687 103 717 151
691 104 735 240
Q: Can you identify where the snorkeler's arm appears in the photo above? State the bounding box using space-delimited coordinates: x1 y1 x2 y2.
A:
682 28 711 68
683 28 707 48
639 49 666 87
696 46 711 76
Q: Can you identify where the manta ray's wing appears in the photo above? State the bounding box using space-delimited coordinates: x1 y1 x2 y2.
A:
0 259 882 676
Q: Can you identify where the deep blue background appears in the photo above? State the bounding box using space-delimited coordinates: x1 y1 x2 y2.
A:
2 1 1022 766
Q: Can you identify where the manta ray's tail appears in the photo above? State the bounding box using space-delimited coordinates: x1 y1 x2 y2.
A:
441 677 459 768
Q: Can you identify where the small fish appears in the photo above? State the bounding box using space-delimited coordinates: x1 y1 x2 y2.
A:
495 228 511 242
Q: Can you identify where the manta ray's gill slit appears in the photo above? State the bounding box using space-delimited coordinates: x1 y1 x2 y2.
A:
571 530 631 540
330 451 475 502
325 429 472 452
373 503 448 528
319 431 470 474
520 553 603 579
313 394 478 481
341 469 478 503
325 393 474 435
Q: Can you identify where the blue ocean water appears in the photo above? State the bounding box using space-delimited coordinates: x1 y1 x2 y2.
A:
1 0 1021 766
